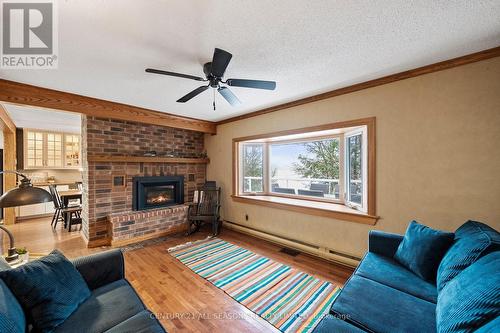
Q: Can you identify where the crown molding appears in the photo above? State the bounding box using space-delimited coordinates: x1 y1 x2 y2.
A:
216 46 500 126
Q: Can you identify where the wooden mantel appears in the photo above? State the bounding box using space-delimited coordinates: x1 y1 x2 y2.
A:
88 156 210 164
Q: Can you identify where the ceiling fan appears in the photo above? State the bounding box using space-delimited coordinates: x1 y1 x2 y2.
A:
145 48 276 110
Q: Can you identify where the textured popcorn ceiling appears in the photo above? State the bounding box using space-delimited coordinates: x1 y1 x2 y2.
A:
1 0 499 122
4 104 82 133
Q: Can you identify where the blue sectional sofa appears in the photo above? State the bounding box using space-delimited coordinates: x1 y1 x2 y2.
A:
0 249 166 333
313 220 499 333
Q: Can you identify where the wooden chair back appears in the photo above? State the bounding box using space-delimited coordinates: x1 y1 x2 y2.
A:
192 187 221 217
48 185 63 209
202 181 217 189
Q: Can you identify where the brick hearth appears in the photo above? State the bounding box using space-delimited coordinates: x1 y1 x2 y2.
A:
81 116 206 246
108 205 188 246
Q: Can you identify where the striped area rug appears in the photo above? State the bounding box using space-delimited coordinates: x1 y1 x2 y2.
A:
168 237 340 333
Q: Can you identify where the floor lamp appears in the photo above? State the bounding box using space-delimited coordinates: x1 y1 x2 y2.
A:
0 171 53 262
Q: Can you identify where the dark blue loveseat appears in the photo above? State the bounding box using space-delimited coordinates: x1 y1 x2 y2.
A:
0 249 166 333
314 221 499 333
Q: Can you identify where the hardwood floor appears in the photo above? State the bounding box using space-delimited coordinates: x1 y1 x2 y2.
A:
3 217 354 332
2 217 101 257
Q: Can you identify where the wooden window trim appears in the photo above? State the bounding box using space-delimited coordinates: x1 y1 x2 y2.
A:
231 194 378 225
232 117 377 223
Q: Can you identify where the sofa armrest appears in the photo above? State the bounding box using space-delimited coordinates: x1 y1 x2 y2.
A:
368 230 404 258
71 249 125 290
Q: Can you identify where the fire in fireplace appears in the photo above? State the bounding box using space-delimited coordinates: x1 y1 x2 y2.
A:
146 186 174 205
132 176 184 211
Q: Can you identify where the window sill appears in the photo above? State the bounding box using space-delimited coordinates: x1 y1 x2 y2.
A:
231 195 378 225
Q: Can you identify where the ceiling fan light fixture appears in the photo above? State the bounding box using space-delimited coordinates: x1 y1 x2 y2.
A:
145 48 276 108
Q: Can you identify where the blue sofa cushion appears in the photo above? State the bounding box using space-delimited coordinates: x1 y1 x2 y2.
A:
331 275 436 333
312 314 366 333
436 252 500 333
104 310 166 333
355 252 438 303
475 317 500 333
0 249 90 333
394 221 454 282
54 279 146 333
0 280 25 333
437 220 499 292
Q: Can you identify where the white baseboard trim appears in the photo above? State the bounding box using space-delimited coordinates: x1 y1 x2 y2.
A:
223 220 360 268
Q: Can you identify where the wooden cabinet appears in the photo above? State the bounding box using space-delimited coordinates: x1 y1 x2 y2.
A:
46 132 63 167
18 202 47 217
23 129 80 169
16 185 53 218
16 185 70 219
64 134 80 167
25 130 44 168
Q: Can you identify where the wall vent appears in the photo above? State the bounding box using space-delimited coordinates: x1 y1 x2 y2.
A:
279 247 301 256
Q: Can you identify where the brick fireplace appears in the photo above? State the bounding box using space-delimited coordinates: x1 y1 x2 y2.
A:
132 176 184 210
81 116 206 247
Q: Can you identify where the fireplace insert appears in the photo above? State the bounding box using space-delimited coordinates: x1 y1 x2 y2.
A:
132 176 184 211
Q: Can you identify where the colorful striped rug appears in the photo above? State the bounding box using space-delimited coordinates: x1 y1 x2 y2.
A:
168 237 340 333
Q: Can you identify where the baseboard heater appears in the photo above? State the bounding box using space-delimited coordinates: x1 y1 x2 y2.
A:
223 220 361 268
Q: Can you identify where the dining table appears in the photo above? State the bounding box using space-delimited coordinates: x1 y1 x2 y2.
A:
58 190 82 227
58 190 82 207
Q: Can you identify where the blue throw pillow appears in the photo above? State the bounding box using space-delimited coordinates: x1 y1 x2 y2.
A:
0 280 25 333
437 220 499 292
436 252 500 333
394 221 454 282
0 249 91 332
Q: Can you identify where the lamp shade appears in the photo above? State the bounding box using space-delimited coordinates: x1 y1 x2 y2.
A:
0 185 53 208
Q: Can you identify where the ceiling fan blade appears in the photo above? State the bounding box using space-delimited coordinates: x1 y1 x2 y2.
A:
211 48 232 77
218 87 241 106
145 68 206 81
176 85 209 103
226 78 276 90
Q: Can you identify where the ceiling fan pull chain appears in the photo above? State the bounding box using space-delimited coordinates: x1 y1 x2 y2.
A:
213 88 216 111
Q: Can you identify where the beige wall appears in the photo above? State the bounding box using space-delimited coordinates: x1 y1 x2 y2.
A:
205 57 500 258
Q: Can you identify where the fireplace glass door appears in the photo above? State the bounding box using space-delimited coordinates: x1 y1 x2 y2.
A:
145 185 175 208
132 176 184 211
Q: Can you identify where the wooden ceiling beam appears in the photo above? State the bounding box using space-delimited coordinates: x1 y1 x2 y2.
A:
0 79 217 134
0 103 16 134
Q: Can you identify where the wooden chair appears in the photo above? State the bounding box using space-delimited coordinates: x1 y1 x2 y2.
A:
76 182 83 191
49 185 82 231
202 181 216 189
67 214 82 232
187 186 221 236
